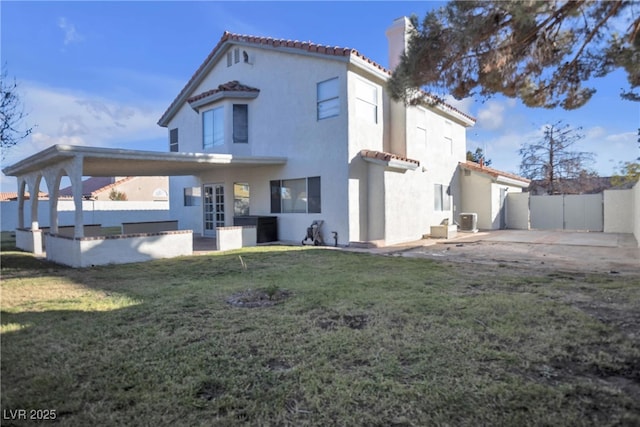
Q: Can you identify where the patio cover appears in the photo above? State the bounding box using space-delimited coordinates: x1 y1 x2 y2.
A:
2 144 287 237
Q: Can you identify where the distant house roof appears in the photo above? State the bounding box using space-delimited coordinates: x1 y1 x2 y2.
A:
460 161 531 186
58 177 135 199
0 192 48 201
158 31 475 127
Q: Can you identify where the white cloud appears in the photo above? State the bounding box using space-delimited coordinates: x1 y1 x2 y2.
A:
1 82 167 191
58 17 84 46
475 99 517 131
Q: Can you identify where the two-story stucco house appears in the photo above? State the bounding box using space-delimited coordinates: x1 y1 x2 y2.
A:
157 17 475 247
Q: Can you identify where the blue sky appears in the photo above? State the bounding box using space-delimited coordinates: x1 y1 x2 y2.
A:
1 1 638 193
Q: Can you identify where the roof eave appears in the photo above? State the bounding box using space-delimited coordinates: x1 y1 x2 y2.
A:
495 175 531 187
188 90 259 111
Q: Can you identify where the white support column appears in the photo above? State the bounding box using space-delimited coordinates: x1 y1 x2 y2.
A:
17 178 26 229
25 174 42 230
44 173 62 235
69 156 85 238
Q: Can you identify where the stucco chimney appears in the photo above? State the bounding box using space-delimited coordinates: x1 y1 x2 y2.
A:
385 16 413 70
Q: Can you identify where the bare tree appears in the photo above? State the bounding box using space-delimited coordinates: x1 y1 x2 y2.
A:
388 1 639 109
519 121 595 194
1 65 34 160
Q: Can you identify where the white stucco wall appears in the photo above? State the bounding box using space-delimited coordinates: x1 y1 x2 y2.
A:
164 40 472 247
45 231 192 268
166 47 351 244
603 189 634 233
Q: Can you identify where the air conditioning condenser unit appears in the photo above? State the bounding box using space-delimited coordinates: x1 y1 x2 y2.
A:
459 213 478 232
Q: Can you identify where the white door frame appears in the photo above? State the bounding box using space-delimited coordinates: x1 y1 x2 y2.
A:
203 183 225 237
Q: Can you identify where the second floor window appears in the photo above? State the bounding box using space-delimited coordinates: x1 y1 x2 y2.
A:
233 104 248 143
203 107 224 149
169 128 178 152
355 78 378 123
317 77 339 120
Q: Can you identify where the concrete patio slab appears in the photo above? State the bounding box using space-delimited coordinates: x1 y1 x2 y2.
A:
396 230 640 275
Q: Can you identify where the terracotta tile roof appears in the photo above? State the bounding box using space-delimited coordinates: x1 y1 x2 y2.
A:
158 30 475 126
187 81 260 104
58 177 136 198
0 192 48 201
360 149 420 166
460 161 531 184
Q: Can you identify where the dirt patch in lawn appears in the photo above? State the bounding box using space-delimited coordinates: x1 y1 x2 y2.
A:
226 288 292 308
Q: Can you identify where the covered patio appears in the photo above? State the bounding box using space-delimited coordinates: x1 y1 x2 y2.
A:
2 144 286 267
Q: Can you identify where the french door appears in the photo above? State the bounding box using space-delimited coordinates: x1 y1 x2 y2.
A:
203 184 225 236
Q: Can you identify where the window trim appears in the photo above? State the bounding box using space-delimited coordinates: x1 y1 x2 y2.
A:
317 77 340 120
270 177 321 214
232 104 249 144
203 106 225 149
355 78 378 124
169 128 179 152
183 187 201 207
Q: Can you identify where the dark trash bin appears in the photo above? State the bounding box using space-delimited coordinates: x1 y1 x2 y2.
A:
233 216 278 243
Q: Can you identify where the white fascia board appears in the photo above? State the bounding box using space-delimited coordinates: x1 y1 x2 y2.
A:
495 175 530 187
348 56 392 82
362 156 419 172
189 91 259 111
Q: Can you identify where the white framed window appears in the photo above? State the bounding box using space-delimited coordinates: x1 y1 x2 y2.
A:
434 184 451 211
416 108 427 145
184 187 201 207
233 104 248 143
203 106 224 148
444 121 453 154
317 77 339 120
270 177 321 214
234 183 250 215
355 78 378 123
169 128 179 152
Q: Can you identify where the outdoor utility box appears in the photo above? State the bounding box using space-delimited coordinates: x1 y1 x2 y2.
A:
459 213 478 232
233 216 278 243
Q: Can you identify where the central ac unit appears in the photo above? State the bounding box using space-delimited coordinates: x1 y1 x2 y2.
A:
459 213 478 232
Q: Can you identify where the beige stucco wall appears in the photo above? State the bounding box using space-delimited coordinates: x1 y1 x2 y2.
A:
603 189 634 233
94 176 168 201
506 192 530 230
460 170 491 229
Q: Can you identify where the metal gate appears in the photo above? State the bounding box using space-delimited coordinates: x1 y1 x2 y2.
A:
530 193 603 231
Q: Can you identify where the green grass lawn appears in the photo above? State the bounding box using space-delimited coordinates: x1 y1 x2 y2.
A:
1 245 639 426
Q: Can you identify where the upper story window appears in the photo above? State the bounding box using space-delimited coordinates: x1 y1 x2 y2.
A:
233 104 248 143
169 128 179 152
416 108 427 145
355 78 378 123
317 77 339 120
203 107 224 149
444 121 453 154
